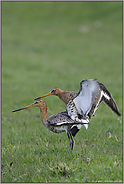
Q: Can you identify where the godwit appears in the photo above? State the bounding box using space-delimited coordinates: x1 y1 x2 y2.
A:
12 99 88 153
35 79 121 130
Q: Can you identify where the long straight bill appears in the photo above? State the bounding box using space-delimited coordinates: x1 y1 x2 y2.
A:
12 103 34 112
34 92 51 100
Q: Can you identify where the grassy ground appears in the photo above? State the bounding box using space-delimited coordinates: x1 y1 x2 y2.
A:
1 1 123 183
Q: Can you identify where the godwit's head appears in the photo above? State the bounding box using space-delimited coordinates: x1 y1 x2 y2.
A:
33 99 47 108
12 99 47 112
34 88 64 100
51 88 64 96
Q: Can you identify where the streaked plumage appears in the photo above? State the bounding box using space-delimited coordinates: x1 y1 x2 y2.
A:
12 99 88 153
35 79 121 131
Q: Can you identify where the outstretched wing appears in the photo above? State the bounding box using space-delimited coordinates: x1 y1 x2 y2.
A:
73 79 99 118
88 82 121 118
98 82 121 116
73 79 121 119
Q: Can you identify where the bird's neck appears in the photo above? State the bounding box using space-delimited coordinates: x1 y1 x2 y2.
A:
39 107 49 127
59 91 77 104
58 92 70 103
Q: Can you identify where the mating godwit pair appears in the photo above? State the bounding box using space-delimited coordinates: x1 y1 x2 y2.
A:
12 79 121 153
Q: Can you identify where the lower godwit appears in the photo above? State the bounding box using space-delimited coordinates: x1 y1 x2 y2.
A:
35 79 121 131
12 99 88 153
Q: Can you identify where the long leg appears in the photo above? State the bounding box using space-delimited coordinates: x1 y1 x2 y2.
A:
67 131 74 154
70 132 74 151
67 132 72 154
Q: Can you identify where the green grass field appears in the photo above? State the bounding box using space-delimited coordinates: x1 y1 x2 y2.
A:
1 1 123 183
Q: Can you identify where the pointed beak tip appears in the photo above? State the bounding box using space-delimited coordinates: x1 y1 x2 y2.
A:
12 103 34 113
12 108 22 112
12 110 18 113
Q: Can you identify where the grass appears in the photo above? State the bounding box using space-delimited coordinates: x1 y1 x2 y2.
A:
1 1 123 183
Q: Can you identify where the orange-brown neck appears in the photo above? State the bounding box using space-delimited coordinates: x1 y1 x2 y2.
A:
57 91 77 104
39 106 49 126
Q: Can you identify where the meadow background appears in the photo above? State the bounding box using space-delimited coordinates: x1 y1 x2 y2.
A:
1 1 123 183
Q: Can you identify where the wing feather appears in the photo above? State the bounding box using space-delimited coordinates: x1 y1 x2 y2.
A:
99 82 121 116
73 79 99 117
48 111 89 126
88 82 121 118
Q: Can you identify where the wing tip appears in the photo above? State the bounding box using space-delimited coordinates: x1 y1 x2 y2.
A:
117 111 121 116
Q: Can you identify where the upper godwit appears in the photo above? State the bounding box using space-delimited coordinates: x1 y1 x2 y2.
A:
35 79 121 130
12 99 88 153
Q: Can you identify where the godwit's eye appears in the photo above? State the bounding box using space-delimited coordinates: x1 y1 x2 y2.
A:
51 89 56 93
34 101 38 104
